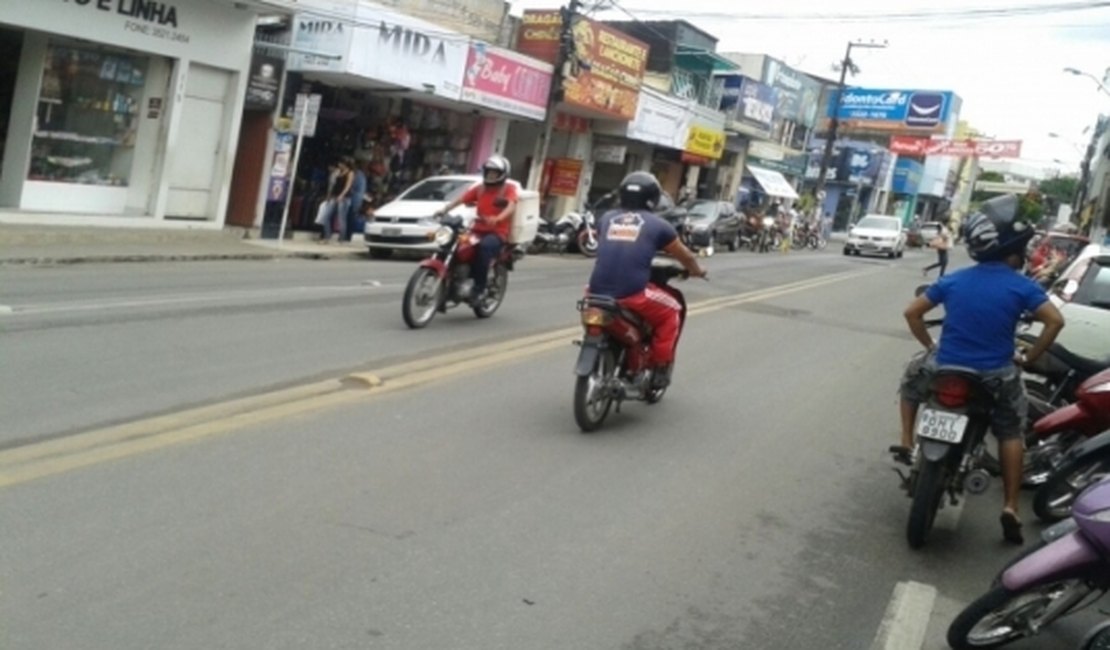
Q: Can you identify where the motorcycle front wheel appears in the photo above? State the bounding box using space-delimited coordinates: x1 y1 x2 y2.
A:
577 229 599 257
473 265 508 319
947 581 1095 649
402 268 443 329
574 348 616 432
907 459 946 549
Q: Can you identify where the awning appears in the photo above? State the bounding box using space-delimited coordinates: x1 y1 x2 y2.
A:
746 164 800 200
674 46 740 72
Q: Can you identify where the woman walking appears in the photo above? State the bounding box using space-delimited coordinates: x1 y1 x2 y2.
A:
922 222 952 277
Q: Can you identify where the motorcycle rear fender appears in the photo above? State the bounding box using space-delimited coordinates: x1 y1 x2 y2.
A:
418 257 449 279
1001 530 1105 591
919 439 958 463
1034 403 1091 437
574 335 604 377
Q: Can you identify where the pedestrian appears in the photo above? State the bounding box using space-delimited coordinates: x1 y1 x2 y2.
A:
923 222 952 277
344 157 367 243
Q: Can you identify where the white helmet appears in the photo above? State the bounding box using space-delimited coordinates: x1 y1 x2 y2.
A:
481 155 510 186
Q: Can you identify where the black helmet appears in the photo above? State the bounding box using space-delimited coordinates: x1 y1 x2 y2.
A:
963 194 1035 262
481 155 510 186
618 171 662 211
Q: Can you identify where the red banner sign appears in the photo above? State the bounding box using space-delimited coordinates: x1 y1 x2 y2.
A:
890 136 1023 158
546 158 584 197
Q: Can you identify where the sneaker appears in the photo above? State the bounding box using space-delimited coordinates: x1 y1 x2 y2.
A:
651 364 673 390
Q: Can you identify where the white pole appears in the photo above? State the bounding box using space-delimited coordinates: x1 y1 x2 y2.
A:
277 98 309 245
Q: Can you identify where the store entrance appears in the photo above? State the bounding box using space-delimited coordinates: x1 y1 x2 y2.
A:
0 27 24 192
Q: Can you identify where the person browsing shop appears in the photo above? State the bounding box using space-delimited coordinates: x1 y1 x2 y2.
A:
435 156 517 304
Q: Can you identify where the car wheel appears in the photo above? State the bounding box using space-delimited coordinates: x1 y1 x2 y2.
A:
842 247 850 256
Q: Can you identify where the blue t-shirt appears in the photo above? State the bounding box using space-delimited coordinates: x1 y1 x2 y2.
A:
925 262 1048 370
587 209 678 298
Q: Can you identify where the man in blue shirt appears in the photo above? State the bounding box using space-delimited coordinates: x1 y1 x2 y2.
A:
894 194 1065 544
587 172 707 390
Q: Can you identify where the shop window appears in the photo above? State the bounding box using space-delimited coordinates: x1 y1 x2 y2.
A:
29 40 148 187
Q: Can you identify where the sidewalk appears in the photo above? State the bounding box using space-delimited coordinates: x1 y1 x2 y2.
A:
0 224 367 265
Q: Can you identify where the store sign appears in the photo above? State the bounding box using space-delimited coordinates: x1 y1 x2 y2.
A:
890 136 1023 158
245 53 283 111
891 157 924 195
373 0 508 43
3 0 254 69
593 144 627 164
517 10 648 121
828 88 956 132
548 158 584 197
762 57 822 127
290 4 469 100
720 75 777 139
747 141 783 161
685 125 725 160
621 87 690 150
554 112 590 133
461 43 552 121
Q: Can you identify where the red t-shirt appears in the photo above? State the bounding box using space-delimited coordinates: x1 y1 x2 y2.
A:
461 182 518 241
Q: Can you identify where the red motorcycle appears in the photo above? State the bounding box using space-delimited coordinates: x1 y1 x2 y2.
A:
402 214 519 329
572 261 689 432
1033 367 1110 522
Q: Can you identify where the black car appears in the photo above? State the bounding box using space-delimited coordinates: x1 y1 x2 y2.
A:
683 200 744 252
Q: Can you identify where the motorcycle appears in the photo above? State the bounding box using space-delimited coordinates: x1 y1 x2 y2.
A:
946 476 1110 649
533 204 600 257
1078 620 1110 650
753 215 777 253
1032 368 1110 523
401 214 520 329
572 261 690 433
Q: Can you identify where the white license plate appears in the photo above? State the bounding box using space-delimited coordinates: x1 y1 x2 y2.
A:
915 408 969 444
382 227 402 237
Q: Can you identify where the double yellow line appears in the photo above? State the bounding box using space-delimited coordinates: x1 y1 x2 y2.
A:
0 268 872 489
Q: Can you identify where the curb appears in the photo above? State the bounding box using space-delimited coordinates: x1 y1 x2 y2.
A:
0 250 365 266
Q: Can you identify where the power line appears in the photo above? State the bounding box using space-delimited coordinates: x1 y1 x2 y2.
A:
609 0 1110 23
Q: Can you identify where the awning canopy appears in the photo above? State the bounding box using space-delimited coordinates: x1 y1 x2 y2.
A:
674 46 740 72
746 164 800 200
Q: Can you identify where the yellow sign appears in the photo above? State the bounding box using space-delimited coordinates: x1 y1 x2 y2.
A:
685 125 725 160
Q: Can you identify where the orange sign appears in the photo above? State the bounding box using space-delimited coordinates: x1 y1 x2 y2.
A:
547 158 584 197
517 10 648 121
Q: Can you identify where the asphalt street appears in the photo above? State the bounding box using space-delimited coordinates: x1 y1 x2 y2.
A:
0 246 1102 649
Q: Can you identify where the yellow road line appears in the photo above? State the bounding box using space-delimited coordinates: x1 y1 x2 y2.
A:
0 268 874 488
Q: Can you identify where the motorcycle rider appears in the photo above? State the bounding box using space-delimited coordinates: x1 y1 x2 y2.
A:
435 155 517 303
892 193 1065 544
586 171 707 391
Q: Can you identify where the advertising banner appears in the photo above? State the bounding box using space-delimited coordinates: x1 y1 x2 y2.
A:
761 57 822 127
891 157 924 194
685 125 726 160
890 136 1022 158
548 158 584 196
517 10 648 120
720 75 777 139
828 88 956 131
461 43 553 121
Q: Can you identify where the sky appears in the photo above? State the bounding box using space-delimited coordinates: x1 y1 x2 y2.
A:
508 0 1110 174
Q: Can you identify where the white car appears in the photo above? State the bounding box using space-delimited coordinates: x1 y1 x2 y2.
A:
364 175 524 259
844 214 907 259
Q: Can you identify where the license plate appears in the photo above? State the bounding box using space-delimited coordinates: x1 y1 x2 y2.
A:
915 408 968 444
382 227 402 237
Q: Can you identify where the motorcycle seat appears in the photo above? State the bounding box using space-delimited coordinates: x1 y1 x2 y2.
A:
582 294 647 333
1049 342 1110 378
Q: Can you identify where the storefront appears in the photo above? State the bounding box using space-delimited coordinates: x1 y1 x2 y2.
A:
0 0 256 224
274 2 501 234
592 86 690 201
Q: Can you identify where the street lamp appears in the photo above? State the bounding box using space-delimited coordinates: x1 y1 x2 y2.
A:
1063 67 1110 98
814 39 888 207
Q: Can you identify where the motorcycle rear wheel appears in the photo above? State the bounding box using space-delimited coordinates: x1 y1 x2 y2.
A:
947 581 1094 649
402 268 442 329
907 459 946 549
574 349 616 432
473 266 508 319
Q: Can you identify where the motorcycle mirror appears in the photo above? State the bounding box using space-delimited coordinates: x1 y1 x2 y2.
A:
1078 621 1110 650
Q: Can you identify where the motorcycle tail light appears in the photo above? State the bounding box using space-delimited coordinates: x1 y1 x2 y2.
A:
581 307 612 327
935 375 971 408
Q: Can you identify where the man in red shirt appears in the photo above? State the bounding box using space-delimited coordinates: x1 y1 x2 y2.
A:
436 156 518 303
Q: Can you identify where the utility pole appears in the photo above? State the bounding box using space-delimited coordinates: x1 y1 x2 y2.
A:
527 0 582 192
814 40 887 211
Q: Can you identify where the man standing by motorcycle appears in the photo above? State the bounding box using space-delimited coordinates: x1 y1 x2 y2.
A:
435 155 517 304
892 194 1065 544
587 172 708 391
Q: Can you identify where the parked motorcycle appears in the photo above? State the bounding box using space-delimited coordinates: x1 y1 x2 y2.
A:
1078 620 1110 650
532 205 600 257
572 261 690 433
1032 368 1110 522
402 214 519 329
946 476 1110 649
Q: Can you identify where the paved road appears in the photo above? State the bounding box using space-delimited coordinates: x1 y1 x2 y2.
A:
1 247 1101 649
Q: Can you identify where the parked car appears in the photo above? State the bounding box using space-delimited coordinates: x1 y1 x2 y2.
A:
364 175 538 259
1024 249 1110 373
843 214 906 258
683 200 744 252
1050 244 1106 306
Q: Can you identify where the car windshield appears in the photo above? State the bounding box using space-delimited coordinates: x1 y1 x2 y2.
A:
856 217 900 231
686 201 719 221
400 179 474 202
1073 261 1110 310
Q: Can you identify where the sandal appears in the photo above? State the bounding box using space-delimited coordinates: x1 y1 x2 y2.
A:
889 445 912 466
1000 510 1024 545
